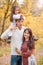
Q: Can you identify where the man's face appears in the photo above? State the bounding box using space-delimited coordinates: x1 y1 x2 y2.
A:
16 19 23 29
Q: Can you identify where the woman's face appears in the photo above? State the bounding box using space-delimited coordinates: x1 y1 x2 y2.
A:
24 30 30 40
14 7 20 14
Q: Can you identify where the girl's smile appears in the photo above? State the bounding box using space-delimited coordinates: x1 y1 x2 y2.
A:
24 30 30 41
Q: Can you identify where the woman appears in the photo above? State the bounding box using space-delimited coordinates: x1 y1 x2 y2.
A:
15 28 37 65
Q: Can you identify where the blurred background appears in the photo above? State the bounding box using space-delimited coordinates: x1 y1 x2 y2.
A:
0 0 43 65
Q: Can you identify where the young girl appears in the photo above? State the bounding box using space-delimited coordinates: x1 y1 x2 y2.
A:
15 28 37 65
7 5 25 41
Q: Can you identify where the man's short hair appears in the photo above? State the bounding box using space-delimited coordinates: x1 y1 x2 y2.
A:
15 15 24 22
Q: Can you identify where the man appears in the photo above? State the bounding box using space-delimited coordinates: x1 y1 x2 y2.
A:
1 15 26 65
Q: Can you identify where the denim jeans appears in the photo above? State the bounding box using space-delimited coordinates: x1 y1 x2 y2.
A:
11 55 22 65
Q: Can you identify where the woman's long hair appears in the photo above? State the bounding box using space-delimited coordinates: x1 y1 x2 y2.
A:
10 5 20 22
23 28 35 50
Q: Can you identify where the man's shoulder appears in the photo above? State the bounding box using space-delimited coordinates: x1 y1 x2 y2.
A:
22 26 27 30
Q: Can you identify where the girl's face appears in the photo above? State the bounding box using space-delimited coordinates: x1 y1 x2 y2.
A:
14 7 20 14
24 30 30 40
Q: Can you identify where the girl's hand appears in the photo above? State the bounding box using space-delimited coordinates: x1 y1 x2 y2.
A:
10 26 18 30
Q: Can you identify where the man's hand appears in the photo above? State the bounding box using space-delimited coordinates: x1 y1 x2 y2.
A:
15 47 22 55
15 47 18 51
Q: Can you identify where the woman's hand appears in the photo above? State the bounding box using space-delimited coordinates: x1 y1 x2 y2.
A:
22 49 34 57
22 53 28 58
